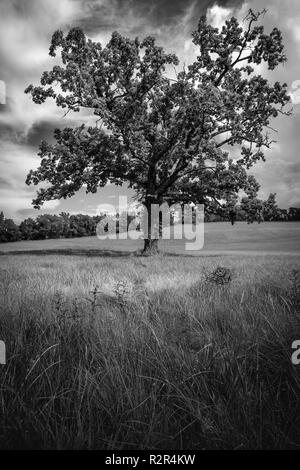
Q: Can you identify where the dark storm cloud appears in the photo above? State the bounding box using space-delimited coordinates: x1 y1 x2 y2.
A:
26 119 68 147
77 0 246 34
26 117 91 147
26 120 60 147
0 122 25 144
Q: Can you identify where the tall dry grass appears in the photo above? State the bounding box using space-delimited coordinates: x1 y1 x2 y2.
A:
0 253 300 449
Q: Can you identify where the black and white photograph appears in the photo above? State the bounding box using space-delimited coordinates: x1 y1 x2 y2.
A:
0 0 300 454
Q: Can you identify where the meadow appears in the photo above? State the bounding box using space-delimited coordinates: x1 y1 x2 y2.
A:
0 222 300 449
1 221 300 255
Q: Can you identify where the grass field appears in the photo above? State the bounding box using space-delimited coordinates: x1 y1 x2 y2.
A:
1 221 300 255
0 222 300 449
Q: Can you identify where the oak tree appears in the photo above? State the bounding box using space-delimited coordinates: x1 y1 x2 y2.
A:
25 9 290 253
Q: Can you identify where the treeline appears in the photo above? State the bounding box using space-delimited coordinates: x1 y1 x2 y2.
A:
0 211 136 243
0 197 300 243
212 194 299 224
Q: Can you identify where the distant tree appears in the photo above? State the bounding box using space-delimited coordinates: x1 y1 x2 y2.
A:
49 215 66 238
262 193 280 221
19 217 38 240
33 214 64 239
218 193 283 223
59 212 71 237
288 207 300 221
25 9 290 253
277 208 288 221
80 214 96 235
222 195 239 225
35 214 52 239
0 217 20 242
240 196 264 223
69 215 88 237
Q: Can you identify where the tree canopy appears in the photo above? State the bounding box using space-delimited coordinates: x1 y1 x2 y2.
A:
25 9 290 253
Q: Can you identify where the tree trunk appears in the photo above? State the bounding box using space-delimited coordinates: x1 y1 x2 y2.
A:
142 237 159 255
142 196 160 255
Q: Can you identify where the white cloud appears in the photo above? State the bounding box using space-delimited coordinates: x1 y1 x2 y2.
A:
286 17 300 43
0 190 34 219
289 80 300 105
43 200 60 210
0 140 40 220
0 0 81 71
206 5 232 29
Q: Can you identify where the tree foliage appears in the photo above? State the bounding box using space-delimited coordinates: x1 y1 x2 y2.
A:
25 9 290 252
222 192 287 223
0 211 139 243
0 213 20 242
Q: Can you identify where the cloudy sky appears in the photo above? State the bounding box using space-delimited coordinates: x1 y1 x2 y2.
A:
0 0 299 221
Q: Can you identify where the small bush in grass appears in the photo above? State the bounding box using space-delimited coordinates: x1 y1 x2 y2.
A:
205 266 233 285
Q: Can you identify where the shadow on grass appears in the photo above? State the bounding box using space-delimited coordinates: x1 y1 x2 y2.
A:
0 248 225 258
0 248 133 258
